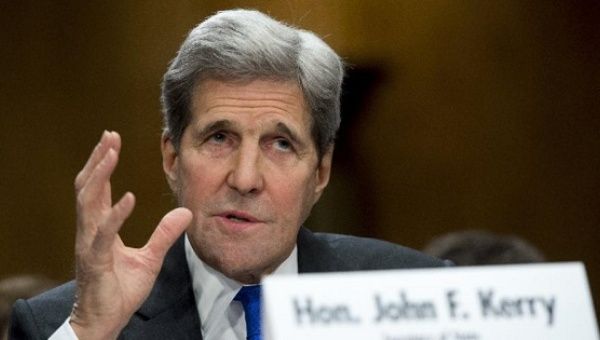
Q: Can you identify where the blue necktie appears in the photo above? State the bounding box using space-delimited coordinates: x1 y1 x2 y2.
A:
234 285 262 340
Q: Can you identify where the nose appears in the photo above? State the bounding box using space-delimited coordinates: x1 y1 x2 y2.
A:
226 141 264 195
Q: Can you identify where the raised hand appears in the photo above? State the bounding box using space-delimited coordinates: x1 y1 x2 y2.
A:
69 131 192 339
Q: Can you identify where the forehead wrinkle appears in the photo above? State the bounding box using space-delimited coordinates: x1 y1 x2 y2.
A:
189 80 313 141
191 88 302 112
201 93 304 112
191 79 309 119
217 88 302 98
210 83 303 99
202 102 300 115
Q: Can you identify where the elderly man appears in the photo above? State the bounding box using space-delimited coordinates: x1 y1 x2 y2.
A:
9 9 447 340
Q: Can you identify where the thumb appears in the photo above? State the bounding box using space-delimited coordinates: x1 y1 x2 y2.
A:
143 207 192 262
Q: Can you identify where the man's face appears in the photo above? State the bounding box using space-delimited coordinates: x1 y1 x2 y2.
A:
162 79 332 283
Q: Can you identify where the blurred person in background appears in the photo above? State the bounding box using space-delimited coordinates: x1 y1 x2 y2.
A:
0 275 56 340
423 230 545 266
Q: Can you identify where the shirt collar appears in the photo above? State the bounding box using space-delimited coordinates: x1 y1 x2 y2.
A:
184 233 298 336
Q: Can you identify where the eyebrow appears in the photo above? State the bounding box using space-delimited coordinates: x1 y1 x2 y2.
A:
275 122 305 147
193 119 235 140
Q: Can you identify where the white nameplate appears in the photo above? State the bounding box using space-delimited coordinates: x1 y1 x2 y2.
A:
263 262 598 340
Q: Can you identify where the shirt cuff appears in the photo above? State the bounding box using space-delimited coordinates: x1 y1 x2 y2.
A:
49 317 79 340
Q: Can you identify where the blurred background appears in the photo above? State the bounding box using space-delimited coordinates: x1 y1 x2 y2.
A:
1 0 598 313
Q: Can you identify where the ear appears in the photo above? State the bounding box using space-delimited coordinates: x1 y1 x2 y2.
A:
312 146 334 204
161 132 179 193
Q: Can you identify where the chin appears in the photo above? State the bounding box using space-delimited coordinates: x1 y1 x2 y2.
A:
213 243 291 283
212 255 266 284
189 228 294 283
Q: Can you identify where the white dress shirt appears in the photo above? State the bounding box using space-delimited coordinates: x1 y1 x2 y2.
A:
49 234 298 339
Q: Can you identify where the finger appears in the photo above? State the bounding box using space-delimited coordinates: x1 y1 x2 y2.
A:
143 208 192 262
74 131 122 191
77 147 119 211
74 131 110 190
90 192 136 255
108 131 122 153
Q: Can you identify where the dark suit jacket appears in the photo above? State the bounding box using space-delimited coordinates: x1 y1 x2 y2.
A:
9 227 447 339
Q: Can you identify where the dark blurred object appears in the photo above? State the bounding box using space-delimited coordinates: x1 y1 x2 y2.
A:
423 230 545 266
0 275 57 340
306 65 386 237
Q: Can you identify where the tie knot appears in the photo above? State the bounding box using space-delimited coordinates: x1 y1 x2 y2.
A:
235 285 262 305
234 285 263 340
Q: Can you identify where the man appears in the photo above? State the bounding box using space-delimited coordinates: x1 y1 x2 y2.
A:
9 9 447 340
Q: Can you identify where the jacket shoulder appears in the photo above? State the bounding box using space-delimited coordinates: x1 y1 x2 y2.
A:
298 228 448 273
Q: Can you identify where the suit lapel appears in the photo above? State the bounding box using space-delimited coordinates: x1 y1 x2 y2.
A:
116 228 327 338
119 236 202 339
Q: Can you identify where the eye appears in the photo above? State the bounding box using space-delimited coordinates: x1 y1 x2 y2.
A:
274 138 293 151
208 132 227 144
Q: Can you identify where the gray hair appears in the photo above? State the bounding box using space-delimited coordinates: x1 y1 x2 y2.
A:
160 9 344 160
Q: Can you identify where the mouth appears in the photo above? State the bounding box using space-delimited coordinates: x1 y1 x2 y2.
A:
225 214 251 222
218 211 261 224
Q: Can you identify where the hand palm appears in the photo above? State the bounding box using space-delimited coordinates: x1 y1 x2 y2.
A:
70 131 191 339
